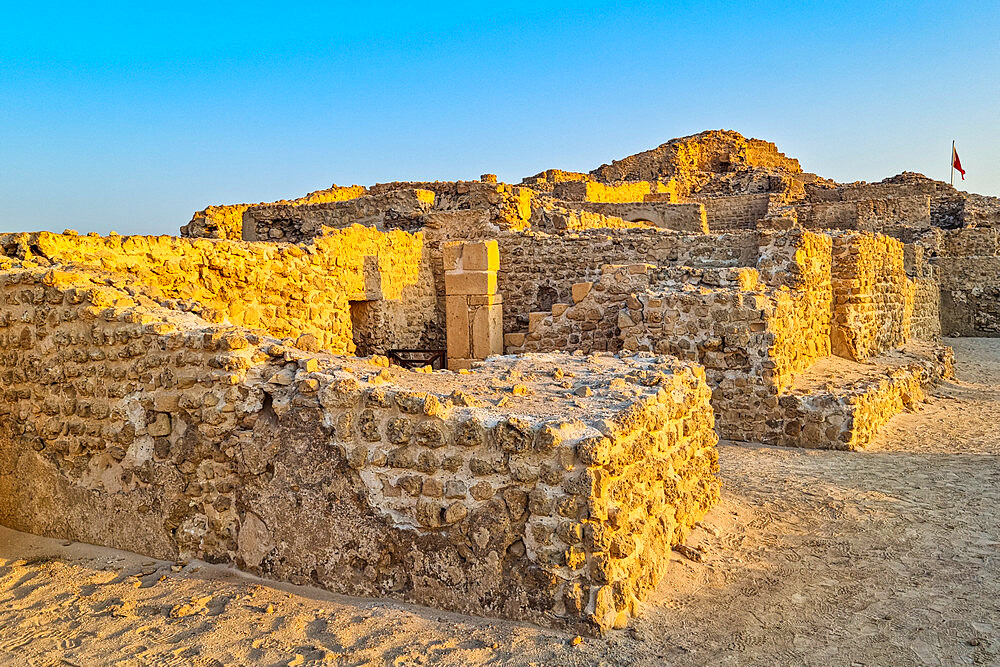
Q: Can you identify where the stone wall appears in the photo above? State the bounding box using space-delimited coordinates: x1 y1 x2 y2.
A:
496 229 763 331
688 193 771 231
0 266 720 633
560 202 709 233
931 228 1000 336
778 343 953 449
910 278 942 342
830 232 913 361
181 184 369 240
243 189 436 242
552 180 653 203
0 228 440 356
796 196 931 231
506 229 838 445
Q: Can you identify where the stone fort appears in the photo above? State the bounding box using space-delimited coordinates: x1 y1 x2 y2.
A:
1 130 996 633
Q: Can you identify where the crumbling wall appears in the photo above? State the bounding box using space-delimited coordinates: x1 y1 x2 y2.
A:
243 189 436 242
830 232 913 360
559 202 709 233
590 130 802 185
754 230 834 390
688 193 771 231
0 228 438 355
0 268 720 633
503 228 950 450
528 204 653 233
367 180 535 230
552 180 653 203
182 184 368 240
932 228 1000 336
496 229 762 332
910 278 942 342
796 196 931 231
508 263 660 355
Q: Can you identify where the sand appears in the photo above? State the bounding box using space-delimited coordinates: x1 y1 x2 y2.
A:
1 337 998 666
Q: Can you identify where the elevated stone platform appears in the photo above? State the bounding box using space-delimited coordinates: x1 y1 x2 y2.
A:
777 342 954 450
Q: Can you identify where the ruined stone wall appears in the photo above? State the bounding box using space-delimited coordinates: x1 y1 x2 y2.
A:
830 232 913 361
560 202 709 233
688 193 771 231
496 229 763 331
552 180 653 203
181 184 369 240
931 227 1000 336
590 130 801 185
806 181 938 203
501 228 949 451
0 268 720 633
796 196 931 230
243 189 437 242
367 180 535 230
0 228 439 355
527 204 653 233
507 230 834 443
754 230 834 388
508 263 660 355
911 278 942 342
779 344 953 450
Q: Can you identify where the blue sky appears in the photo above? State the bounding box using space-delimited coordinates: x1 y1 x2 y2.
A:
2 1 998 235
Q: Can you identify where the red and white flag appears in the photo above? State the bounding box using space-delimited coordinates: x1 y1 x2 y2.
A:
952 144 966 180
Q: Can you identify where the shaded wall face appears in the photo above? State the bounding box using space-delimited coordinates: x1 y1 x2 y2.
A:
0 227 438 355
931 228 1000 336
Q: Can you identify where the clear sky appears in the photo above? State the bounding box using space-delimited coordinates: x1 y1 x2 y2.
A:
2 1 998 236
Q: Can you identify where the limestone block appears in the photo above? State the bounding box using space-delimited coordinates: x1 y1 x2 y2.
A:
447 358 477 371
444 268 495 295
442 242 463 272
445 295 471 359
462 241 500 272
468 294 502 307
504 332 526 347
528 312 549 330
471 304 503 359
572 282 593 304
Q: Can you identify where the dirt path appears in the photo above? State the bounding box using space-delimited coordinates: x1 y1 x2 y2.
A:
2 338 999 666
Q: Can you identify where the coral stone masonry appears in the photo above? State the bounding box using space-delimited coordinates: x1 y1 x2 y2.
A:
2 129 995 632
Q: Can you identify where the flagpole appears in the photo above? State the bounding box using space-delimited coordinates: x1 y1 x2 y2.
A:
951 140 955 186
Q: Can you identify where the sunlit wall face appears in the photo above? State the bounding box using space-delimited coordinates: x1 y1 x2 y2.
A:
2 1 998 236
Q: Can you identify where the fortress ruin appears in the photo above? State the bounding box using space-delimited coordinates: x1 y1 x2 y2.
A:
1 130 996 633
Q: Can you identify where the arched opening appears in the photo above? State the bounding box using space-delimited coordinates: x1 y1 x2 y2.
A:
536 285 558 313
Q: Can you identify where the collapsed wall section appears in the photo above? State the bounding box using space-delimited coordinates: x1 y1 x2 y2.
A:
0 267 720 633
558 202 709 233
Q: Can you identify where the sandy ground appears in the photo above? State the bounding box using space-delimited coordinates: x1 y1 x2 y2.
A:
2 337 999 666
